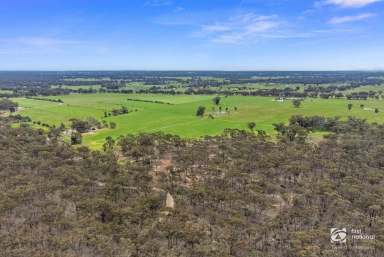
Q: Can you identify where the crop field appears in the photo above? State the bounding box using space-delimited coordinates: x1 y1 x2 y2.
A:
14 93 384 148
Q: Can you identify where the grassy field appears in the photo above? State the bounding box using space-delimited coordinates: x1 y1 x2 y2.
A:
0 89 13 94
345 84 384 93
14 93 384 148
51 85 102 90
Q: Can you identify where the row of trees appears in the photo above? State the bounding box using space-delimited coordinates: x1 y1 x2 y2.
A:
26 96 64 103
347 103 380 113
104 106 129 117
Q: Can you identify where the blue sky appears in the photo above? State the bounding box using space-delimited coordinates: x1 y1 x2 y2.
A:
0 0 383 70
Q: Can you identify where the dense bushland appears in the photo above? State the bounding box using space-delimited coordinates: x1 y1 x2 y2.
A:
1 116 384 257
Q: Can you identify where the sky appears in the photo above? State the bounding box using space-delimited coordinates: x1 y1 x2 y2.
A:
0 0 383 70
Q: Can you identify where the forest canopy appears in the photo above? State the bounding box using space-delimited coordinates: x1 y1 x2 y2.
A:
0 115 383 257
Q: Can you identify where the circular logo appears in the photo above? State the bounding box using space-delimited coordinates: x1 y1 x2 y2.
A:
331 228 347 243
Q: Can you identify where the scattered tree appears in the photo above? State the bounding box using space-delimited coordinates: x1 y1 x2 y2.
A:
212 96 221 106
292 99 302 108
103 136 115 151
196 106 206 117
70 117 101 133
70 131 82 145
247 122 256 131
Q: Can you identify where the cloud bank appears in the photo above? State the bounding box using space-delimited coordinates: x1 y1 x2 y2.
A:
329 13 375 23
325 0 382 8
200 13 281 44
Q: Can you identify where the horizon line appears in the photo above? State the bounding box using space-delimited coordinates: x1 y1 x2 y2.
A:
0 69 383 72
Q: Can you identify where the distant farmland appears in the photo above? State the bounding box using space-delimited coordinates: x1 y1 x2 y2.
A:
14 93 384 148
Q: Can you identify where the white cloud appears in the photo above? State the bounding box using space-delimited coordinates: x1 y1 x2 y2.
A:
173 6 185 13
325 0 382 7
199 13 281 44
145 0 173 7
0 37 83 48
202 24 232 32
0 37 85 56
328 13 375 23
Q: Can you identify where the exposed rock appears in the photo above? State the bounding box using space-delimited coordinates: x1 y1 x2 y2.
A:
165 192 175 209
64 200 77 219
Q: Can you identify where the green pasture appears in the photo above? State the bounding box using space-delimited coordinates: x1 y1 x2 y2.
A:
0 89 13 94
14 93 384 148
51 85 102 90
345 85 384 93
